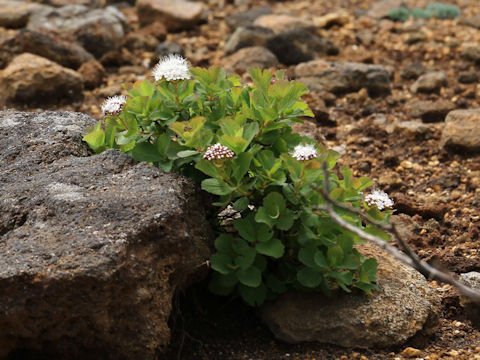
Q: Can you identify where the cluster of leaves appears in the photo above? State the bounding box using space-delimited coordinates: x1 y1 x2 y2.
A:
388 2 460 22
83 67 392 306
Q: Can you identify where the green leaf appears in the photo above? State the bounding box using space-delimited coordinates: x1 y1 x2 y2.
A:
210 253 234 275
195 159 221 179
220 134 248 154
235 246 257 270
276 211 294 231
232 152 253 183
177 150 199 158
255 207 274 228
83 129 105 152
201 178 235 195
256 224 273 242
265 274 286 294
282 184 299 205
214 234 235 254
297 267 323 288
238 283 267 306
360 258 378 282
255 238 284 258
130 142 163 162
236 266 262 287
298 246 317 268
314 251 329 268
243 122 259 144
234 217 256 243
327 245 344 267
233 197 249 211
219 117 242 137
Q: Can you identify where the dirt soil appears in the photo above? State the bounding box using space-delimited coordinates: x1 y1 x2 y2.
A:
6 0 480 358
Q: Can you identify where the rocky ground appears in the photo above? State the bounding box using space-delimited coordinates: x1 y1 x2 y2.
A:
2 0 480 358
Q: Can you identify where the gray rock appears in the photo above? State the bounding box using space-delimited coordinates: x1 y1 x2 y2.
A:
441 109 480 153
266 28 339 66
407 99 456 122
401 62 427 80
223 46 279 74
0 110 212 359
296 60 392 97
459 272 480 327
0 53 84 106
225 5 273 30
224 26 274 55
0 29 94 69
27 5 127 58
411 71 447 94
0 0 49 29
260 244 441 348
461 46 480 64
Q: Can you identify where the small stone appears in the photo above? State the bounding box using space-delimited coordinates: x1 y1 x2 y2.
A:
222 46 278 74
77 60 106 90
313 10 351 28
265 28 339 66
459 70 478 84
123 32 159 52
253 14 315 33
0 53 83 106
441 109 480 153
378 170 402 187
461 46 480 64
401 62 427 80
407 99 456 122
411 71 447 94
401 347 423 357
136 0 207 31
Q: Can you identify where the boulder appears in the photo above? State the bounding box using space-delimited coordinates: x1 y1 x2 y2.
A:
27 5 127 58
0 29 94 69
0 110 212 359
265 28 339 66
296 60 392 97
223 46 279 74
260 244 441 348
410 71 447 94
136 0 207 31
0 53 84 106
441 109 480 153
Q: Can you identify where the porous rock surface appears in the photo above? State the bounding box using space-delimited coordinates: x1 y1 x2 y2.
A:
441 109 480 153
259 244 441 348
0 111 212 359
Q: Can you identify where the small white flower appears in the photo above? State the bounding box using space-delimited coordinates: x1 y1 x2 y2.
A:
365 190 394 210
152 54 190 81
101 95 126 115
291 144 318 161
203 143 235 161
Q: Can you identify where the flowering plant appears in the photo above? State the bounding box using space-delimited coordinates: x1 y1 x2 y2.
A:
83 55 393 306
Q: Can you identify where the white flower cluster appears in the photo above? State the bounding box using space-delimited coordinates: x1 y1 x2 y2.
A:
101 95 126 115
203 143 235 161
152 54 191 81
290 144 318 161
365 190 394 210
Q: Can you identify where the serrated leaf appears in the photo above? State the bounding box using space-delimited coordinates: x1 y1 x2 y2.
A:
201 178 235 195
255 238 284 258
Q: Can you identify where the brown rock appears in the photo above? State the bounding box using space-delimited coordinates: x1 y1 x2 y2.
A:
0 53 83 106
0 29 94 69
259 243 441 348
123 32 160 52
137 0 207 31
378 170 402 187
401 347 423 357
138 22 168 41
391 192 448 221
313 10 351 28
78 60 106 89
223 46 278 75
441 109 480 153
408 99 456 122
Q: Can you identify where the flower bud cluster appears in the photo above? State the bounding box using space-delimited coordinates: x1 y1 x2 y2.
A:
290 144 318 161
365 190 394 210
203 143 235 161
101 95 127 115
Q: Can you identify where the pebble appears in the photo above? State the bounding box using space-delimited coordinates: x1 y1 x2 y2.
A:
411 71 448 94
401 347 423 357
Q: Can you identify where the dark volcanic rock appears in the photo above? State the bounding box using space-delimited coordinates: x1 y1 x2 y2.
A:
266 28 339 65
0 111 212 359
0 29 94 69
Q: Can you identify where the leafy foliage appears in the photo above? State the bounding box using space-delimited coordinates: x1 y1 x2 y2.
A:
83 66 393 306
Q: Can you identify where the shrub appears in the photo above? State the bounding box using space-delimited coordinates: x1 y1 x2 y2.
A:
83 56 393 306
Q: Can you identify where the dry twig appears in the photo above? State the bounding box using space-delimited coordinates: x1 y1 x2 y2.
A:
315 162 480 302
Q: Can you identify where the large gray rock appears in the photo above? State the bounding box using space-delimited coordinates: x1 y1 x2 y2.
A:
27 5 127 58
0 111 212 359
441 109 480 153
296 60 392 97
0 29 94 69
260 244 441 348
